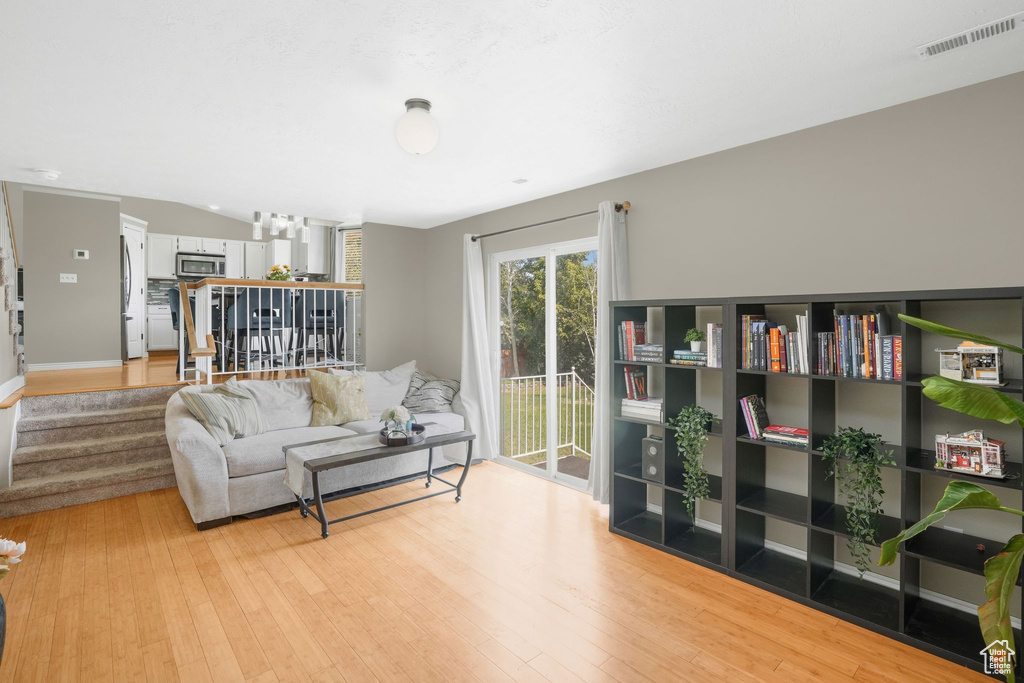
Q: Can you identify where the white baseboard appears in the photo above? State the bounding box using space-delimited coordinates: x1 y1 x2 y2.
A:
0 375 24 403
649 509 1021 629
27 360 123 371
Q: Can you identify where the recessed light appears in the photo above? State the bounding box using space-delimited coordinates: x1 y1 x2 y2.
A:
208 204 220 210
34 169 61 181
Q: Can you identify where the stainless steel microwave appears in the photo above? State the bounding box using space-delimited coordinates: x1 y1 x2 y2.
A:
176 252 225 278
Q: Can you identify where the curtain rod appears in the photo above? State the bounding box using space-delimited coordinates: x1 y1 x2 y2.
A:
470 201 630 242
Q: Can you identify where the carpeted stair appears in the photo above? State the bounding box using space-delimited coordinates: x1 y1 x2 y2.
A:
0 384 182 517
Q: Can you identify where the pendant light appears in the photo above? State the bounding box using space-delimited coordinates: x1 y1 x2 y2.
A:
300 217 310 244
252 211 263 240
269 213 281 236
395 98 439 155
286 215 296 239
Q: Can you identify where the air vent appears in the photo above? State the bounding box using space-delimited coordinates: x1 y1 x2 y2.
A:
917 12 1023 59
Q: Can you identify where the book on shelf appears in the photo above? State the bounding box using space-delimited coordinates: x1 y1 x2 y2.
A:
705 323 723 368
762 424 809 447
622 365 648 400
741 313 809 374
618 321 657 361
671 349 707 366
621 396 663 422
818 307 900 380
739 394 770 439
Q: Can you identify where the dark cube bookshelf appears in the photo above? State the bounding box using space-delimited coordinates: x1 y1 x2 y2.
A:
608 288 1024 675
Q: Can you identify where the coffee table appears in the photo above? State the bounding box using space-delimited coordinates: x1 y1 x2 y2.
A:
283 429 475 538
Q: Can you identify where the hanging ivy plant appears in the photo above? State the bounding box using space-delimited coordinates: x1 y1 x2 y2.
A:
820 427 896 576
666 405 714 517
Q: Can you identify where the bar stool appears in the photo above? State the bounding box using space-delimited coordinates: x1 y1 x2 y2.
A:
224 287 293 371
292 289 344 366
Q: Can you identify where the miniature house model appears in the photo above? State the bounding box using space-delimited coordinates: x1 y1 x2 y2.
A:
935 430 1006 479
936 341 1004 385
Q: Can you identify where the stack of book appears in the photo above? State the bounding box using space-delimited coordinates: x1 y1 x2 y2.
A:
739 395 770 439
762 425 809 448
621 397 664 422
633 343 664 363
670 349 706 366
621 365 648 399
817 308 902 380
617 321 647 361
741 313 810 374
705 323 723 368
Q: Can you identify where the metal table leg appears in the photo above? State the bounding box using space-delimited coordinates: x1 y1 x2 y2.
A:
425 447 433 488
455 441 473 502
312 470 329 538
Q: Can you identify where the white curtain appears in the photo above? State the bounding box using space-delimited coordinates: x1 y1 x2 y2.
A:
588 201 630 503
460 234 499 461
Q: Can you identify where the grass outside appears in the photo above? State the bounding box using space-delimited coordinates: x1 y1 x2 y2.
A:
500 383 594 465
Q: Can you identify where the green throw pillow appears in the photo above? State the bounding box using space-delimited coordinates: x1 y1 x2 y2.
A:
179 378 269 446
309 370 372 426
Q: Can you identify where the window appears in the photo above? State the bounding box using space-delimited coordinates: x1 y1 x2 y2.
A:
340 229 362 283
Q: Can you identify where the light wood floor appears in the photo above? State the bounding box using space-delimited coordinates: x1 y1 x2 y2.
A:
0 462 983 682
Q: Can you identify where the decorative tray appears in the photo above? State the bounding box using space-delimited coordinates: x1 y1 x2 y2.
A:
379 423 426 447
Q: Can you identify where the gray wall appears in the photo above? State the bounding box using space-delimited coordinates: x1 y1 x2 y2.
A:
119 196 255 241
414 71 1024 380
23 191 122 364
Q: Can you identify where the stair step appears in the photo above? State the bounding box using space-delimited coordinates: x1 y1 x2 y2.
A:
18 404 167 433
13 444 170 480
14 431 168 465
19 384 181 417
0 460 176 518
17 415 166 447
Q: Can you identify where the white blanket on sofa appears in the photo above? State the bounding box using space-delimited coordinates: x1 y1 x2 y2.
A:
284 422 455 497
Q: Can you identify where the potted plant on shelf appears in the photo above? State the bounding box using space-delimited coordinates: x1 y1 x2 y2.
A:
819 427 896 576
266 264 293 281
666 405 714 517
879 315 1024 680
684 328 705 352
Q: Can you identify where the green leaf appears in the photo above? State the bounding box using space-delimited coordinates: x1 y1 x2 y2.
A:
921 376 1024 428
898 314 1024 356
979 534 1024 682
879 481 1011 565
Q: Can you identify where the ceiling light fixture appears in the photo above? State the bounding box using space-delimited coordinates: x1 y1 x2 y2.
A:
252 211 263 240
34 169 61 181
395 98 439 155
286 215 296 239
208 204 220 211
269 213 281 236
301 217 310 244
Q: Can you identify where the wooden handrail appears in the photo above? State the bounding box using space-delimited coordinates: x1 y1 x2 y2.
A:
185 278 364 291
178 283 217 359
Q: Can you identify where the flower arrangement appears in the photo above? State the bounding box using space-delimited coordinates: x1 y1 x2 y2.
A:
266 264 293 281
0 537 25 579
381 405 413 437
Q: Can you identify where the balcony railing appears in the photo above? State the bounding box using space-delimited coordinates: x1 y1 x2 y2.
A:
500 368 595 463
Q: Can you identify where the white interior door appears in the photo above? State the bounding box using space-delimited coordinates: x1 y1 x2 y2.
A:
121 220 146 358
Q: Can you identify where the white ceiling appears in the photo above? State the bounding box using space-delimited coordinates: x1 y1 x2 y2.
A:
1 1 1023 228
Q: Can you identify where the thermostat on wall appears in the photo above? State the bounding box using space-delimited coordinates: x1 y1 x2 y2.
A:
72 249 89 259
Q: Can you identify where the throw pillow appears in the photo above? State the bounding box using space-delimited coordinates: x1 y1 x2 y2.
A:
179 378 269 446
329 360 417 418
309 370 373 426
402 372 460 414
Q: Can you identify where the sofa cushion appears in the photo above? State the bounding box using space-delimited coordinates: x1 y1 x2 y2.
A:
329 360 417 418
403 372 460 413
342 411 465 435
309 371 372 426
222 425 356 478
178 378 268 446
241 378 313 431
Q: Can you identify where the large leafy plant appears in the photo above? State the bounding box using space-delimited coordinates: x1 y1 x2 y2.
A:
878 315 1024 679
820 427 896 576
666 405 713 516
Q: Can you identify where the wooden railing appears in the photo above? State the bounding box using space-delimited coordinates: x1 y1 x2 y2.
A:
180 278 365 383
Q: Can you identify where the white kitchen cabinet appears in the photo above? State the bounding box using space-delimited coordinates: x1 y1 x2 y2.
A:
201 238 226 255
245 242 267 279
291 224 328 274
147 307 177 350
147 233 177 279
267 239 292 271
224 240 245 278
177 235 201 253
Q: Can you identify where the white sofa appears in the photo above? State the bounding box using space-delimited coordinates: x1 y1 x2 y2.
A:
165 376 465 528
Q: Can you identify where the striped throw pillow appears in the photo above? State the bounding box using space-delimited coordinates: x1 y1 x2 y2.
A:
179 378 269 446
402 372 460 414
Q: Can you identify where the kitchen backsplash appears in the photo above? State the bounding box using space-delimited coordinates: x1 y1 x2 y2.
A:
147 279 178 306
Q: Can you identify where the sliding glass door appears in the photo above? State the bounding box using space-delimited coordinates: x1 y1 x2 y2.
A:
490 238 598 487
